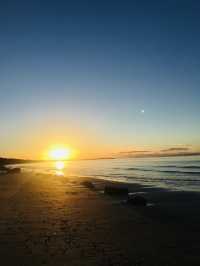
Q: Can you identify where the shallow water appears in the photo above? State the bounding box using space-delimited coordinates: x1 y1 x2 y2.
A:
18 156 200 192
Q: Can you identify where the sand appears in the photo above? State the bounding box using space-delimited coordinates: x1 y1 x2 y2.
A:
0 172 200 265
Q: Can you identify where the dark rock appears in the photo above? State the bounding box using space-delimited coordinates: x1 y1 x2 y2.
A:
81 181 95 190
8 168 21 174
0 165 8 172
127 195 147 206
104 186 129 195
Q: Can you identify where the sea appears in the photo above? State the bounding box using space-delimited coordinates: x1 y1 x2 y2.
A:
16 156 200 192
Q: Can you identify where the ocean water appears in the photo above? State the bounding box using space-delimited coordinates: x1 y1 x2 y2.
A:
18 156 200 192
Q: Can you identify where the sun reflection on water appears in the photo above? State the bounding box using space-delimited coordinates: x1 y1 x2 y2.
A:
55 161 65 176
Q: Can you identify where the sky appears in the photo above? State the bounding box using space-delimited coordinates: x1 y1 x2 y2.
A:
0 0 200 159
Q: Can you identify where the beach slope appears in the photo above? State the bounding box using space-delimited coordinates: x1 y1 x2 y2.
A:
0 172 200 265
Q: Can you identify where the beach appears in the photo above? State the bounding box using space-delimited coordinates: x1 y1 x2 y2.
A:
0 172 200 265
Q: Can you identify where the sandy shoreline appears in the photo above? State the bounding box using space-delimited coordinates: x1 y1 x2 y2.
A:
0 172 200 265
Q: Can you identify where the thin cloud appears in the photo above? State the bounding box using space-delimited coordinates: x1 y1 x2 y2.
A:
113 147 200 159
161 147 190 152
119 150 150 154
114 150 152 158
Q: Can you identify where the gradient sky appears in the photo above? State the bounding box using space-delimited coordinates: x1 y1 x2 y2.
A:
0 0 200 159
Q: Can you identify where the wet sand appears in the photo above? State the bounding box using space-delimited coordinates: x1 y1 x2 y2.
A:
0 172 200 265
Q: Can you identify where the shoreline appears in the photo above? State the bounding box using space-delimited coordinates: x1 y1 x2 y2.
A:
86 175 200 224
0 172 200 265
9 156 200 193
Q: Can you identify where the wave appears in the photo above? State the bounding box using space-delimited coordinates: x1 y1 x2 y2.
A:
158 165 200 169
125 167 200 175
92 173 200 183
159 170 200 175
125 176 200 183
126 167 152 172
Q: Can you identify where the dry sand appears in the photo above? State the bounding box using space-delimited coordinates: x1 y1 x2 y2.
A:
0 172 200 265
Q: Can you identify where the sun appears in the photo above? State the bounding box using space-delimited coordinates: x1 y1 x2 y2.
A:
48 147 71 161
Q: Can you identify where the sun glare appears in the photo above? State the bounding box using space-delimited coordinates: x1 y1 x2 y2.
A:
49 147 71 161
55 161 65 170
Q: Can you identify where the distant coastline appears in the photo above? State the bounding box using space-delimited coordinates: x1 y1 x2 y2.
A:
0 158 39 166
1 152 200 166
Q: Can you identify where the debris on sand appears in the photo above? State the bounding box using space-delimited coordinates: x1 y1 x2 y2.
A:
104 186 129 196
81 181 95 190
127 195 147 206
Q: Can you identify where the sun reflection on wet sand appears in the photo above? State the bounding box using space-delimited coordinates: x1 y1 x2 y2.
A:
55 161 65 176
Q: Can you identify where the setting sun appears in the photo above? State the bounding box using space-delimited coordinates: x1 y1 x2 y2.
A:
48 147 71 160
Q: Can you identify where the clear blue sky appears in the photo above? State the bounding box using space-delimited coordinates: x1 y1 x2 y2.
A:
0 0 200 158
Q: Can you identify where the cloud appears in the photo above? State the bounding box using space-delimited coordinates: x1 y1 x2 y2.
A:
119 150 150 154
155 151 200 157
161 147 190 152
115 150 152 158
113 146 200 159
